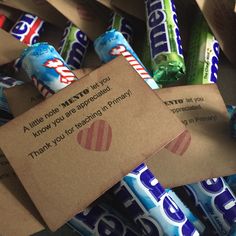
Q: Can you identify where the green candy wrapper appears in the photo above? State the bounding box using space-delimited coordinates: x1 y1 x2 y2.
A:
108 13 133 44
187 14 220 85
145 0 185 85
58 21 89 70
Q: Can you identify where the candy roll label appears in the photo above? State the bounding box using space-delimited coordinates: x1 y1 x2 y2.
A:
10 13 44 46
145 0 183 59
58 22 89 70
187 177 236 235
114 164 198 235
68 204 139 236
145 0 171 59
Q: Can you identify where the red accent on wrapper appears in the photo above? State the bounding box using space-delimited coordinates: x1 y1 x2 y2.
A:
32 76 53 98
110 45 150 79
0 15 6 28
23 17 44 45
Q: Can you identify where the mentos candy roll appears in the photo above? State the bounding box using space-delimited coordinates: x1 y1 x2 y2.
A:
186 177 236 235
112 163 199 236
167 189 206 234
186 13 220 85
68 202 140 236
58 21 89 70
0 15 6 28
145 0 185 85
107 13 133 44
0 75 23 125
94 29 159 89
10 13 44 46
20 43 77 97
176 186 219 235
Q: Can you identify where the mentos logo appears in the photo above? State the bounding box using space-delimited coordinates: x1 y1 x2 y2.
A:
114 164 197 235
209 40 220 83
170 0 183 56
113 181 162 235
58 22 89 70
201 178 236 227
145 0 183 59
44 58 76 84
73 204 139 235
10 13 44 46
145 0 170 59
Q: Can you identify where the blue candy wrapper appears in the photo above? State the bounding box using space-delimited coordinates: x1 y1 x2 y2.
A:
68 202 140 236
20 42 77 97
113 163 199 236
94 30 159 90
186 177 236 235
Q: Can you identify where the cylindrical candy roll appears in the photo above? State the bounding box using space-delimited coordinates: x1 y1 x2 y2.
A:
68 202 141 236
186 177 236 235
144 0 185 85
94 29 159 89
20 42 77 97
10 13 44 46
186 13 220 85
58 21 89 70
112 163 199 236
167 189 206 234
10 13 44 71
0 75 23 125
107 13 133 44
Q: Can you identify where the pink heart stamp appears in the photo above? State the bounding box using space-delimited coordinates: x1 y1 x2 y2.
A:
165 130 191 156
77 119 112 151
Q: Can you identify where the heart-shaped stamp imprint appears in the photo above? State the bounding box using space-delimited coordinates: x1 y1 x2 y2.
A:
165 130 191 156
77 119 112 151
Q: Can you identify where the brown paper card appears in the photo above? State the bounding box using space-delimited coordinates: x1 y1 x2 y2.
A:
0 151 45 235
0 56 185 230
0 0 67 28
111 0 144 21
195 0 236 66
0 29 26 65
147 84 236 188
0 68 92 236
47 0 110 40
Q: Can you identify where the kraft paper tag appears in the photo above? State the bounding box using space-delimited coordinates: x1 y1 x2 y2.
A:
147 84 236 188
0 56 185 230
